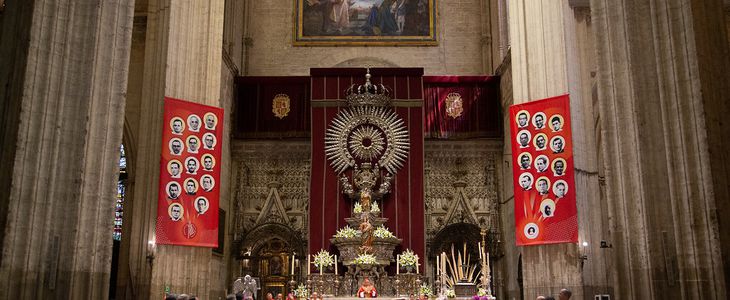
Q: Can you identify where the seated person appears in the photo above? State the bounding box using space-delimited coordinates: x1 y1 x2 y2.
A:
358 278 377 298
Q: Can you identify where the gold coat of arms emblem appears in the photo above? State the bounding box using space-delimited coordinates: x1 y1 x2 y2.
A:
272 94 290 119
445 92 464 118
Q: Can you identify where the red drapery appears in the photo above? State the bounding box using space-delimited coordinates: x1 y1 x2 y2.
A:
423 76 501 139
234 76 310 138
309 68 425 274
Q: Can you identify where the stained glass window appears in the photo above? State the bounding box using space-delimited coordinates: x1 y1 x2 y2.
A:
114 145 127 241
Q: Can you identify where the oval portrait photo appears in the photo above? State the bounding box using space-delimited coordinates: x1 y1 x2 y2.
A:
187 114 202 132
204 112 218 130
170 117 185 135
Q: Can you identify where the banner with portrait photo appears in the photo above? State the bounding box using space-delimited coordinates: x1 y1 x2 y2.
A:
157 97 223 247
510 94 577 246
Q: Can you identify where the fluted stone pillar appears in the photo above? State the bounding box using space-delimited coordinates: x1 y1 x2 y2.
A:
591 0 729 298
123 0 225 298
0 0 134 299
507 1 606 299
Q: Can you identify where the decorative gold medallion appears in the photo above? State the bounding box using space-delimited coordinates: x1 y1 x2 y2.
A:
445 92 464 119
272 94 290 119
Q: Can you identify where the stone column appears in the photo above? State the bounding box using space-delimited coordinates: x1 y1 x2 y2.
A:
507 1 605 299
0 0 134 299
591 0 729 298
124 0 225 298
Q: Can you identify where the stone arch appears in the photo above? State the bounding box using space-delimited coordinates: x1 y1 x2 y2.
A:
429 222 482 258
332 57 400 68
237 222 306 258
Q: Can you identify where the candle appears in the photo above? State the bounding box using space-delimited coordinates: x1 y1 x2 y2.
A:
416 259 419 274
397 255 400 275
478 242 482 259
292 254 296 275
334 255 338 275
436 256 440 275
307 255 311 275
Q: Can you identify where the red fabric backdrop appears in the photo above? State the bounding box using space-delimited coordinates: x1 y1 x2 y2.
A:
309 68 425 273
509 94 578 246
423 76 501 139
234 76 310 138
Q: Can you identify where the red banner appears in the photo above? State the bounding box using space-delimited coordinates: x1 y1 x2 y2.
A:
156 97 223 247
510 94 577 246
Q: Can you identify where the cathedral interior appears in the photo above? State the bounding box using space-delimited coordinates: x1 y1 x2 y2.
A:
1 0 729 299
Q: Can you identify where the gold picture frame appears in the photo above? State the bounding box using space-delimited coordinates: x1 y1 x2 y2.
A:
293 0 437 46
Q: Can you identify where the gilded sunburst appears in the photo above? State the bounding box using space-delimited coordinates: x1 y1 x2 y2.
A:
349 125 385 161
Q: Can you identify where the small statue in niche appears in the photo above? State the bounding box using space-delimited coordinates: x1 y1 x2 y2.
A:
269 255 282 275
359 213 374 254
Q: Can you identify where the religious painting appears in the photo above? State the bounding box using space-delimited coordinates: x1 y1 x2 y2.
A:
294 0 437 46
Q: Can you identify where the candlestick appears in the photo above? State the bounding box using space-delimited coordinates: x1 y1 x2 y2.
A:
334 255 338 275
478 242 482 259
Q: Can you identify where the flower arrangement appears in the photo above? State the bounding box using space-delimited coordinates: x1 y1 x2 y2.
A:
445 289 456 298
294 284 308 299
419 284 433 297
399 249 419 268
334 226 360 239
477 288 487 297
371 201 380 213
313 249 335 269
354 202 363 214
373 225 395 239
354 253 378 265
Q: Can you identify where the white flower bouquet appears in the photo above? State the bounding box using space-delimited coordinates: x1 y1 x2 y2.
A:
354 253 378 265
313 249 334 269
371 201 380 213
373 225 395 239
399 249 419 268
354 202 363 214
294 284 308 299
419 284 433 297
334 226 360 239
446 289 456 298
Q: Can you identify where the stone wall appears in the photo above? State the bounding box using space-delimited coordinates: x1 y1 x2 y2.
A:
242 0 498 76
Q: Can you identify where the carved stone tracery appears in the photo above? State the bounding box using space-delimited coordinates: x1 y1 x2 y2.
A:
424 140 501 239
232 141 310 249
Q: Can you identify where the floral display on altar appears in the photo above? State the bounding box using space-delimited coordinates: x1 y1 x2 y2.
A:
445 288 456 298
334 226 360 239
419 284 434 297
354 253 378 265
373 225 395 239
313 250 335 269
294 284 309 299
399 249 419 269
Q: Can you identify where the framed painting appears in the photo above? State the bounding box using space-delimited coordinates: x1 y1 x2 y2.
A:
294 0 437 46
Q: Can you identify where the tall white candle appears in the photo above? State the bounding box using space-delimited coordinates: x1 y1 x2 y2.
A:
307 255 311 275
397 255 400 275
334 255 338 275
478 242 482 259
416 259 419 274
436 256 440 275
